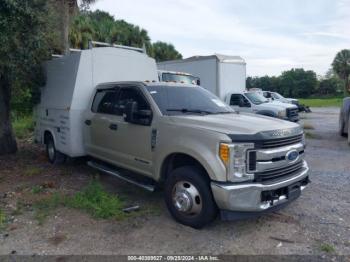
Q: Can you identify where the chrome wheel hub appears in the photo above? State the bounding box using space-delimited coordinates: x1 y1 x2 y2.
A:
172 181 202 215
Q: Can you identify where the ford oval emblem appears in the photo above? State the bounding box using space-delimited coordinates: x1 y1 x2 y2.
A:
286 150 299 162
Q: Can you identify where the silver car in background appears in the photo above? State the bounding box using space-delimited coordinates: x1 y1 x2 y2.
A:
339 97 350 145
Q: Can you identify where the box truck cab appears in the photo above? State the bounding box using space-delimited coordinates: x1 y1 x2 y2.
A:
35 44 309 228
226 91 299 122
158 70 200 85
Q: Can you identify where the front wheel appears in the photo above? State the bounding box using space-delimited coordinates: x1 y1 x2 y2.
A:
164 166 218 229
46 134 66 164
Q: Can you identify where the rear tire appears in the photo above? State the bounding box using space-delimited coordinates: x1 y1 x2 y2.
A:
348 115 350 145
164 166 218 229
339 113 347 137
46 134 66 164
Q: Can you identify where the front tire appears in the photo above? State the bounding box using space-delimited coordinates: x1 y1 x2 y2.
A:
46 134 66 164
164 166 218 229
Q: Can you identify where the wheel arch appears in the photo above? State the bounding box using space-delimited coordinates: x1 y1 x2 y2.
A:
43 129 56 145
158 153 211 187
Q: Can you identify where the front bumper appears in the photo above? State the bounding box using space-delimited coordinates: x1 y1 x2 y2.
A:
211 161 309 213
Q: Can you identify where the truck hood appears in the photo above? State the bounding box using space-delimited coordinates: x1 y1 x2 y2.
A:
168 112 300 136
266 101 297 109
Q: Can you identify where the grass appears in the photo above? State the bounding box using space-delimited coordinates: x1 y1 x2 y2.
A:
320 243 336 253
24 166 42 177
12 114 34 139
33 180 127 225
31 185 45 194
0 208 6 230
65 180 126 220
299 97 343 108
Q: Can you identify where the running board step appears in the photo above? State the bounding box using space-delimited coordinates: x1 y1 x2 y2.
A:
87 161 156 192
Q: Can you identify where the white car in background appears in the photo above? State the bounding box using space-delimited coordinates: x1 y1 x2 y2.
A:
263 91 299 105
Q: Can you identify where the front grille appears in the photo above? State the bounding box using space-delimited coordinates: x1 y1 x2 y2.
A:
254 161 304 183
254 134 303 149
247 151 257 172
287 108 299 118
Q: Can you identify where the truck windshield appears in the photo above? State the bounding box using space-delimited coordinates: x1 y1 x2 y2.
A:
272 92 284 99
245 92 269 105
162 73 199 85
146 85 234 116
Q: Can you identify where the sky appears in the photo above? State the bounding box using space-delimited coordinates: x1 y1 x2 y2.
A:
91 0 350 77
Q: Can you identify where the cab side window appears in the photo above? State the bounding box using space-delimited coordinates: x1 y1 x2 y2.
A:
92 89 118 115
264 92 271 98
115 88 150 115
230 94 242 106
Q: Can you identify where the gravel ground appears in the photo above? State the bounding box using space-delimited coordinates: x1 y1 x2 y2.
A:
0 107 349 255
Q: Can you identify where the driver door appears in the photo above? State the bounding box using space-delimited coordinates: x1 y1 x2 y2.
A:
229 94 251 113
108 86 154 176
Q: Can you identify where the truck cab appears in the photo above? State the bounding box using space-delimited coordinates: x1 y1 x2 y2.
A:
158 70 200 85
226 91 299 122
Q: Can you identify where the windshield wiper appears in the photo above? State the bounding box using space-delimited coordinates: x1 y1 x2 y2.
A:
166 108 213 115
211 111 234 114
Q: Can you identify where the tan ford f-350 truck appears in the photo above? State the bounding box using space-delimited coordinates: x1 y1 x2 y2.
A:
81 81 309 228
35 45 309 228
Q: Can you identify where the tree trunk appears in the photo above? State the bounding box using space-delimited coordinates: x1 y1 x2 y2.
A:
0 73 17 155
345 76 350 97
58 0 70 54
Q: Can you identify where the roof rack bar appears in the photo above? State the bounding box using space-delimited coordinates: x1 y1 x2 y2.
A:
69 48 82 52
88 40 145 53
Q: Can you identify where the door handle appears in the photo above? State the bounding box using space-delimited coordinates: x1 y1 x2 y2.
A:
85 119 91 126
109 123 118 130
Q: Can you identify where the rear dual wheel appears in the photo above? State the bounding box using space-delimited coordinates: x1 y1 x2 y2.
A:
45 134 66 164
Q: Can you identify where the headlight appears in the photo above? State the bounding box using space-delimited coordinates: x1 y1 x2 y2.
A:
219 143 254 182
277 110 286 118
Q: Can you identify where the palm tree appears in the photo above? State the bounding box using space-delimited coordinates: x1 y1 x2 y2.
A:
332 49 350 96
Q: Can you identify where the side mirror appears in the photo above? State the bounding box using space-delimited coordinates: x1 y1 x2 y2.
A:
124 101 138 123
239 99 251 108
124 101 152 126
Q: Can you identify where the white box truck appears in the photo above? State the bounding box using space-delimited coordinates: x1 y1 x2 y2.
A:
158 54 246 101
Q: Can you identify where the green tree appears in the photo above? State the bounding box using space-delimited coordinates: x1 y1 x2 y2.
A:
279 68 317 98
0 0 51 154
332 49 350 96
317 78 341 96
152 41 182 62
69 10 182 61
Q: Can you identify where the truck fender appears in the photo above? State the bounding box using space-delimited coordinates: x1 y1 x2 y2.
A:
156 149 222 183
